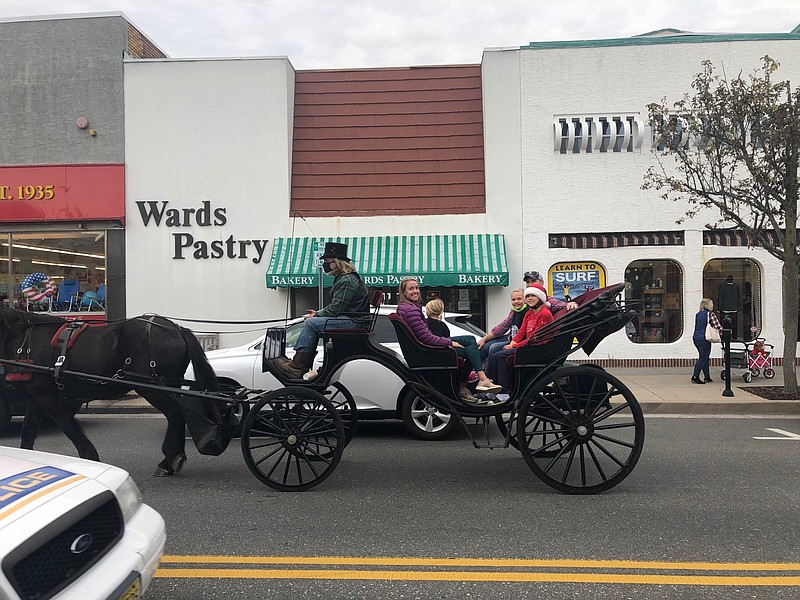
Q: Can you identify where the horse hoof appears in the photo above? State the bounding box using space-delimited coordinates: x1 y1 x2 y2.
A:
153 466 173 477
170 454 187 474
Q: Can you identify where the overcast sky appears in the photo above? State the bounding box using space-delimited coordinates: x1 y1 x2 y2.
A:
1 1 797 69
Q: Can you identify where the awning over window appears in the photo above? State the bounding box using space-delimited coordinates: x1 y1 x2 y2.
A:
265 234 509 288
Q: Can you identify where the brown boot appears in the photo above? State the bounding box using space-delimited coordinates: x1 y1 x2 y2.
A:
458 384 479 404
277 350 316 379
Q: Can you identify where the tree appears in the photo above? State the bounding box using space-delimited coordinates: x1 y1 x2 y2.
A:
643 56 800 393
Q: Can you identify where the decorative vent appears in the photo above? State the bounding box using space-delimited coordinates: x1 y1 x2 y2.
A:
549 231 685 249
554 116 644 154
703 229 780 247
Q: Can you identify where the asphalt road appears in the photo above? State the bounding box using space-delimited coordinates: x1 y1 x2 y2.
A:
2 414 799 599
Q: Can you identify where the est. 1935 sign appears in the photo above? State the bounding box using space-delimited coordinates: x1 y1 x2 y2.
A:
136 200 269 263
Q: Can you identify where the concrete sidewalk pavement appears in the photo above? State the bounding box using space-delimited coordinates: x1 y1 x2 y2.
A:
82 367 800 416
606 367 800 415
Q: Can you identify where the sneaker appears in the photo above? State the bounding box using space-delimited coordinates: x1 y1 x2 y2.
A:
495 393 510 402
467 371 479 383
475 381 502 393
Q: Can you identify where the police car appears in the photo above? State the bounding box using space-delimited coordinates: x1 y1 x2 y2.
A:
0 446 165 599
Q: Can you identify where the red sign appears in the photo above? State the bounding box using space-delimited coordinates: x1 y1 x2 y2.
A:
0 164 124 223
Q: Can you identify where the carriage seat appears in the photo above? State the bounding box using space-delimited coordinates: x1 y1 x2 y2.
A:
322 290 384 336
387 313 460 371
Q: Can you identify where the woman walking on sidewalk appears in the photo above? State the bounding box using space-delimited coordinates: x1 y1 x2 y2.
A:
692 298 722 384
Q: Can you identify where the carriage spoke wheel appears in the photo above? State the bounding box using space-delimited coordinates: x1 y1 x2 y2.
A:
518 366 645 495
324 382 357 452
241 386 344 491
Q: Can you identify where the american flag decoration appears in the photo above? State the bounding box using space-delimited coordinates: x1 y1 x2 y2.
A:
21 272 57 302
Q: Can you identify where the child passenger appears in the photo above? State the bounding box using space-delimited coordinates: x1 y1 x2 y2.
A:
425 298 501 393
486 284 554 394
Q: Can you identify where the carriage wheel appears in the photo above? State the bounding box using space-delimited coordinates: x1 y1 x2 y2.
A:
517 365 645 495
325 382 358 450
764 368 775 379
496 409 570 452
241 386 344 491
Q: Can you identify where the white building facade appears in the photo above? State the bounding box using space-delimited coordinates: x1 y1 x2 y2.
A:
482 31 800 364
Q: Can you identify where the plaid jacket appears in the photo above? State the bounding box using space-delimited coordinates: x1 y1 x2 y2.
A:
317 272 370 321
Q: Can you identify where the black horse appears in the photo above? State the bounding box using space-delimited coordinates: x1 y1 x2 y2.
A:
0 308 226 476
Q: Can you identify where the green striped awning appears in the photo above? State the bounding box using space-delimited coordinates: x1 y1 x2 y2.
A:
265 235 509 288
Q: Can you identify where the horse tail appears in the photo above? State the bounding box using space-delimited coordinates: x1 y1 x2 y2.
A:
181 327 220 392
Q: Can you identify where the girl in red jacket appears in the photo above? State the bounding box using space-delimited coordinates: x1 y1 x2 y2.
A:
486 284 554 394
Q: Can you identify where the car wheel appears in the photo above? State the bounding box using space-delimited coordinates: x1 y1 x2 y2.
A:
0 392 10 432
400 389 457 440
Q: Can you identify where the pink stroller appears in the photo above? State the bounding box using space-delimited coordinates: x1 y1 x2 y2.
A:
745 338 775 382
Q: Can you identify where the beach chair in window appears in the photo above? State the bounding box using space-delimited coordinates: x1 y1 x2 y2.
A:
80 283 105 310
52 279 81 311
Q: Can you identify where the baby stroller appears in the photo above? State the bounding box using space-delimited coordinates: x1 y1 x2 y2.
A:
720 340 751 382
721 338 775 383
745 337 775 381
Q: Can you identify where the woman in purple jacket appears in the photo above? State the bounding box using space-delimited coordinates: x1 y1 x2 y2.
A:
396 277 485 403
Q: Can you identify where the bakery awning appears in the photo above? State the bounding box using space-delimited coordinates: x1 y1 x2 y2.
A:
265 234 509 288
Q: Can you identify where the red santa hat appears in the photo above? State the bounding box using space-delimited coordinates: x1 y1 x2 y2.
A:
524 284 548 304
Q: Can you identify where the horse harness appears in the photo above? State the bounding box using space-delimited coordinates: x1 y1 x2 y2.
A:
6 315 174 391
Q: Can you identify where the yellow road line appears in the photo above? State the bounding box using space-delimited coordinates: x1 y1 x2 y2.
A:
155 568 800 586
161 555 800 571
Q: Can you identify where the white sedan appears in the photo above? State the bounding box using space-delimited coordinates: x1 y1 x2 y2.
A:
0 446 166 600
191 306 485 440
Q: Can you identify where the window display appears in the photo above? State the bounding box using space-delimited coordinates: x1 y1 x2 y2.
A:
1 232 107 311
703 259 761 341
624 259 683 343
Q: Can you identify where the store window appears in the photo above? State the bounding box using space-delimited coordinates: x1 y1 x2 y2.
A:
624 260 683 343
1 232 107 311
703 259 761 341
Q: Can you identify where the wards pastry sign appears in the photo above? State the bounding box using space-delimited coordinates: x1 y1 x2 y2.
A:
136 201 269 263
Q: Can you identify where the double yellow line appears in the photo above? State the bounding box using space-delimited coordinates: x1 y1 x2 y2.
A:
156 556 800 586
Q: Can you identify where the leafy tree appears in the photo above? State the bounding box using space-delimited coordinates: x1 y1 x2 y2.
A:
643 56 800 392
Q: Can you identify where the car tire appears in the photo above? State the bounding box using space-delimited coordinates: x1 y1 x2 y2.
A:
400 389 457 440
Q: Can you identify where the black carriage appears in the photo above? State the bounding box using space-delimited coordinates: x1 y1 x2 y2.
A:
239 282 645 495
0 283 644 495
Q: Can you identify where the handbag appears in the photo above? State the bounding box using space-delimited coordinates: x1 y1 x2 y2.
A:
705 319 721 343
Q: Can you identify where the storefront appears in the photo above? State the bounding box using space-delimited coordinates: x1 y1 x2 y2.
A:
0 165 125 318
266 234 509 330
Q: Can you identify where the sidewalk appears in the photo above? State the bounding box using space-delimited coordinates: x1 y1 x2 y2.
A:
83 367 800 416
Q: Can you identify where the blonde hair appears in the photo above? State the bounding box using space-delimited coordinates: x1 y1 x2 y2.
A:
334 258 356 274
425 298 444 318
397 277 419 304
699 298 714 311
511 288 524 296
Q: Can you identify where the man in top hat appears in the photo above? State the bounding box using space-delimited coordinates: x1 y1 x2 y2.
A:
523 270 578 314
276 241 370 378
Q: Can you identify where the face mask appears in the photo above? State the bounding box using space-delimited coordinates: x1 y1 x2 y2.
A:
322 261 334 274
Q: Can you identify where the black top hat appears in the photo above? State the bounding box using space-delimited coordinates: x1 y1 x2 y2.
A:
321 241 351 261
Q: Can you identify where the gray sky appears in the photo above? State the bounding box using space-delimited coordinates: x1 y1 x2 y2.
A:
2 0 797 69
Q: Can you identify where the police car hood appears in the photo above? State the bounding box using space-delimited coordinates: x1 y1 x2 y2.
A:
0 446 125 531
